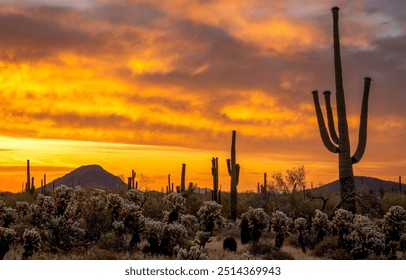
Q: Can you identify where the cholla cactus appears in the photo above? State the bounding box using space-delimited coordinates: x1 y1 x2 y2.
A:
312 209 331 244
45 216 87 252
143 219 164 254
127 189 145 206
160 222 187 256
180 214 199 238
196 201 226 234
294 217 308 253
106 193 125 222
245 207 270 243
1 207 18 228
65 187 86 219
382 205 406 256
30 195 57 228
194 230 212 249
176 245 208 260
53 185 73 216
88 189 107 212
332 209 354 248
16 201 30 217
22 229 41 259
163 193 186 223
83 191 109 241
122 203 145 246
271 210 292 249
346 214 385 259
112 220 126 232
0 227 17 260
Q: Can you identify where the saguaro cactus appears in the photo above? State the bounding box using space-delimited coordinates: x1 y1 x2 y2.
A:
211 157 219 203
227 130 240 221
132 170 136 189
26 160 30 193
312 7 372 213
180 163 186 192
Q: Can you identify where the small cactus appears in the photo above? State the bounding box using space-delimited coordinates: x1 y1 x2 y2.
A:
271 211 292 249
0 227 17 260
245 207 270 243
312 209 331 244
22 229 41 259
223 236 237 252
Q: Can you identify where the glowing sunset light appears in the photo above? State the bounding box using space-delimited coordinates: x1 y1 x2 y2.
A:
0 0 405 193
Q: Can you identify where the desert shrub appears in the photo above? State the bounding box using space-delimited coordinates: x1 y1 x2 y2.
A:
223 236 237 252
0 226 17 260
176 245 208 260
244 207 270 243
271 211 292 249
312 236 350 259
163 193 186 223
382 205 406 256
346 214 385 259
196 201 226 234
356 186 383 218
22 228 41 259
312 209 331 244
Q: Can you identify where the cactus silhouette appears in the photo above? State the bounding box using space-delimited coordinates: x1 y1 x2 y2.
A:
312 7 372 213
227 130 240 221
26 160 30 193
180 163 186 192
211 157 219 203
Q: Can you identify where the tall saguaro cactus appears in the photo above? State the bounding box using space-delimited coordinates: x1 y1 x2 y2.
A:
211 157 219 203
180 163 186 192
312 7 372 213
132 170 136 189
227 130 240 221
26 160 30 193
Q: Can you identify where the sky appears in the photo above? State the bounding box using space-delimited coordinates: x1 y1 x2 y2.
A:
0 0 405 193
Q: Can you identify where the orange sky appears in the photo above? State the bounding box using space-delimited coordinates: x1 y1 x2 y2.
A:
0 0 405 192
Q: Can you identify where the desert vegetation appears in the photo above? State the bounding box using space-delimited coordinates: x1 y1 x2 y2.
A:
1 184 406 260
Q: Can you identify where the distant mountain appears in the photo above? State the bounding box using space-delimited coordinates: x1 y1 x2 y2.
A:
313 176 405 194
45 164 126 191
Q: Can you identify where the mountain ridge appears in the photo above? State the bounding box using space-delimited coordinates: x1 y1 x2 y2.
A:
45 164 126 191
313 176 404 194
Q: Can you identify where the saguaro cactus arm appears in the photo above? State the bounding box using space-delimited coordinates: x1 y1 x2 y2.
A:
226 159 232 176
323 91 339 144
236 164 240 185
312 91 340 153
352 77 372 164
